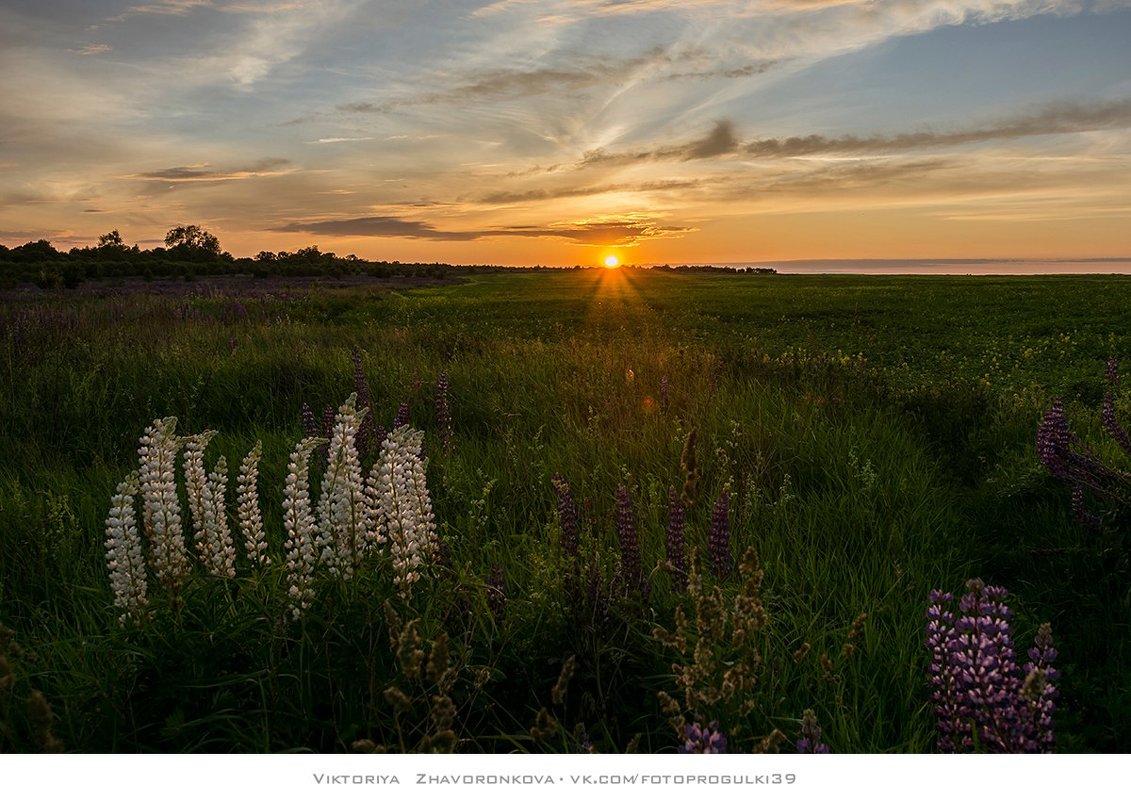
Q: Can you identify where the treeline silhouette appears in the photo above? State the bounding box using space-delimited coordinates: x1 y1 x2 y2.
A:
1 227 776 290
0 228 526 290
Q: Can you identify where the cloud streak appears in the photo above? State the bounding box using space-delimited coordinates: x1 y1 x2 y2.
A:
274 214 692 246
126 158 292 183
571 98 1131 168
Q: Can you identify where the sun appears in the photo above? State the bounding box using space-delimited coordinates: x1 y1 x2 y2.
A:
603 254 620 268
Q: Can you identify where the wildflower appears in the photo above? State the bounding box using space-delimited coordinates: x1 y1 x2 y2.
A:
666 486 687 592
925 580 1057 752
1102 396 1131 453
138 417 189 592
1024 623 1059 754
105 471 148 625
237 441 269 566
660 375 670 411
352 348 378 460
551 474 579 566
372 425 436 601
283 436 324 619
435 371 453 453
678 717 727 754
615 485 643 595
796 709 830 753
393 401 410 429
708 488 732 579
200 455 237 578
301 402 319 438
315 394 371 580
182 430 217 550
1037 396 1129 526
680 428 699 507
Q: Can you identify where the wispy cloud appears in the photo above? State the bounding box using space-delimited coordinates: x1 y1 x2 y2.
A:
71 43 113 56
570 99 1131 168
306 136 375 144
274 213 691 246
125 158 292 183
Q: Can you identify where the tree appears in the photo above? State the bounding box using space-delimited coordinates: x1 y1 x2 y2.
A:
164 224 221 254
98 230 127 250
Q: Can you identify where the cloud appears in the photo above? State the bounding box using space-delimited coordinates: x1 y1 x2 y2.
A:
337 48 673 116
126 157 292 183
743 98 1131 157
570 99 1131 169
72 43 113 56
580 120 741 165
105 0 213 23
478 178 703 204
306 136 375 144
273 214 692 246
274 216 480 240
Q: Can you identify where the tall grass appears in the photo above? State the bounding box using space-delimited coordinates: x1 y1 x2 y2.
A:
1 270 1129 751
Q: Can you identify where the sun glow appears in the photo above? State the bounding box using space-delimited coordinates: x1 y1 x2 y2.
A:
604 255 620 268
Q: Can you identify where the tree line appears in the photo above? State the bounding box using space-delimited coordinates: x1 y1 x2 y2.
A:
0 226 516 289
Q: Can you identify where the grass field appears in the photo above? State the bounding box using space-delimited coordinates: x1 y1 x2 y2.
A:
1 268 1129 753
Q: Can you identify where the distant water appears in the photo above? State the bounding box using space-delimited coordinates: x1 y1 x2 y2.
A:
715 259 1131 275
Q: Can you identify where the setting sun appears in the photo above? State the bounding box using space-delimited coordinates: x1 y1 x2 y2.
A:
604 255 620 268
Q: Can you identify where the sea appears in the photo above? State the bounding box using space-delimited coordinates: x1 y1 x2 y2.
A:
710 259 1131 275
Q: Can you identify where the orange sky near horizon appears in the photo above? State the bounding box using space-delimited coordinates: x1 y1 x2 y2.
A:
2 1 1130 266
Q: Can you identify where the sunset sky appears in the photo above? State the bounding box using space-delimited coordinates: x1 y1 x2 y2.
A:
2 0 1130 265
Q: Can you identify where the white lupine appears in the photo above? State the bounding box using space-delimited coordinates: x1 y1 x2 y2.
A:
283 436 324 619
373 425 436 601
182 431 218 556
237 441 268 566
105 471 148 625
200 455 237 578
137 416 189 591
315 394 370 581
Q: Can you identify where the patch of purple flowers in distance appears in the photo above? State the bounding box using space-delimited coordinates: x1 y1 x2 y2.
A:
925 579 1057 753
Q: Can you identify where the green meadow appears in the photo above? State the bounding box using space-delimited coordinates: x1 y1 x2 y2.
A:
1 269 1129 753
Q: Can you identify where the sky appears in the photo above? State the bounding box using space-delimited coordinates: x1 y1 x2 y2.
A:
2 0 1131 266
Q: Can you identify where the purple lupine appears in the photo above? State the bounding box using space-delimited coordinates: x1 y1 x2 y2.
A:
666 486 687 593
435 371 453 453
1036 399 1069 480
1106 355 1120 387
551 474 579 566
615 485 643 595
925 579 1057 753
1038 396 1128 524
660 375 670 412
1071 485 1101 530
796 709 830 753
301 402 319 439
393 401 410 429
678 718 727 754
1101 394 1131 456
708 488 732 579
1024 623 1059 754
352 348 377 460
